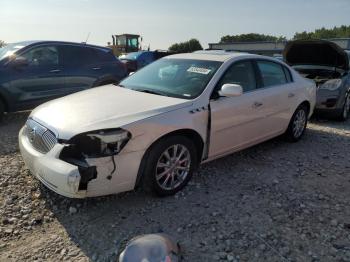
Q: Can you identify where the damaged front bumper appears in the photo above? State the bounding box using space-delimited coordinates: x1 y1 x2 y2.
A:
19 127 86 198
19 127 142 198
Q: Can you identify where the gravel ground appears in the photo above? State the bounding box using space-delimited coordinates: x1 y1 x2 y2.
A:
0 111 350 262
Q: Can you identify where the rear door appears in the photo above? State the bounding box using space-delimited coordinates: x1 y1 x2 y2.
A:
60 45 102 91
9 44 66 110
254 60 296 134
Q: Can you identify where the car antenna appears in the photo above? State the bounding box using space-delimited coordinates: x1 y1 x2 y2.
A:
83 32 91 44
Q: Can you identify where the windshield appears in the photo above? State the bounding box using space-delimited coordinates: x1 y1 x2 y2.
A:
0 43 25 60
120 58 222 99
119 52 143 60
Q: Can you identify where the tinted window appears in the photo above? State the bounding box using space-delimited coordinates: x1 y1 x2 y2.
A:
95 48 114 62
257 60 287 87
217 61 257 92
22 46 59 66
60 45 97 66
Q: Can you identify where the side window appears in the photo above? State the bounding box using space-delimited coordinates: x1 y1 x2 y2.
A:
95 49 114 62
60 46 97 66
257 60 287 87
283 66 293 83
217 61 257 93
22 46 59 66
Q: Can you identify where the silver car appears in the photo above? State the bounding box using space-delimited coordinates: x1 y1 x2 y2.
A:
284 40 350 120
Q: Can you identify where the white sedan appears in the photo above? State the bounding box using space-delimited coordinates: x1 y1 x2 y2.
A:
19 51 316 198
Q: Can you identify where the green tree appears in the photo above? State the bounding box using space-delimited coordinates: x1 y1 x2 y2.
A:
293 25 350 40
169 39 203 53
220 33 286 43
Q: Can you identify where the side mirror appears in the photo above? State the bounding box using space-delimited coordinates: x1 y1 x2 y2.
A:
218 84 243 97
12 56 28 67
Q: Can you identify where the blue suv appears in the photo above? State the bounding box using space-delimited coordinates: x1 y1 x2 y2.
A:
0 41 127 119
119 50 171 73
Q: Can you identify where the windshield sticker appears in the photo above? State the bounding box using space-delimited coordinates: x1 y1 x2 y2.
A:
187 67 212 75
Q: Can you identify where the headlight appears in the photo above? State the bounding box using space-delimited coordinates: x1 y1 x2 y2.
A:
319 79 342 91
67 129 131 158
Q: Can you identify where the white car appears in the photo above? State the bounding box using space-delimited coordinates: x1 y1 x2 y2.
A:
19 51 316 198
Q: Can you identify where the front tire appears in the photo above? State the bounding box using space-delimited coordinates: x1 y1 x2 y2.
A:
142 136 198 196
285 104 308 142
337 93 350 121
0 100 4 121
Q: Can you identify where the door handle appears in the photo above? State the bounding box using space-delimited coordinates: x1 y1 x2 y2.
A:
253 102 263 108
92 67 101 70
288 93 295 98
49 69 61 73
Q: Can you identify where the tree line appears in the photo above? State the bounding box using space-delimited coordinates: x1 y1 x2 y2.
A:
168 25 350 53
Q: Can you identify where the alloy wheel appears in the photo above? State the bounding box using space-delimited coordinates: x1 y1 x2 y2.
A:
293 109 306 138
155 144 191 191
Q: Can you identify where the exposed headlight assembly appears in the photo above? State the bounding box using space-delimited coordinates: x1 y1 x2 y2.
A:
68 129 131 158
319 79 342 91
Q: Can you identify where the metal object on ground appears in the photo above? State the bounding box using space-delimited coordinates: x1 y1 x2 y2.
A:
119 233 180 262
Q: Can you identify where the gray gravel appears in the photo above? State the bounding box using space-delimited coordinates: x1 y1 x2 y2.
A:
0 111 350 262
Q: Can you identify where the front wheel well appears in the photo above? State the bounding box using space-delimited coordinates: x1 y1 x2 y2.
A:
135 129 205 187
299 100 310 115
0 94 8 112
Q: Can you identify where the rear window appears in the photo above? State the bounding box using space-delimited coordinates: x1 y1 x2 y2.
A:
257 60 288 87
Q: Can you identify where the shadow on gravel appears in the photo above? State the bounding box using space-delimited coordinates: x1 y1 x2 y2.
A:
34 117 350 261
0 111 30 156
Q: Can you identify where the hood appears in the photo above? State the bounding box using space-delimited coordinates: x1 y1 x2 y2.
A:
30 85 191 140
283 40 349 71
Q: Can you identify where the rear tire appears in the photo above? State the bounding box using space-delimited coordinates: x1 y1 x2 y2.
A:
142 136 198 196
285 104 308 142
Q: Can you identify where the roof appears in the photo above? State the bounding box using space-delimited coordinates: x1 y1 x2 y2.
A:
166 50 256 62
7 40 112 52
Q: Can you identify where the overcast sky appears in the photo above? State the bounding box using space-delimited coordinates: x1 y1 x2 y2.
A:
1 0 350 49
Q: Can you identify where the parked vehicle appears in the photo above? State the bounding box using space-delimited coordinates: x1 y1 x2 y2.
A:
119 50 171 72
19 51 316 198
284 40 350 120
0 41 127 119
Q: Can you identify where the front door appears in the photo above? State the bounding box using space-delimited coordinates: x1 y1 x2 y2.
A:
209 60 266 157
255 60 296 133
9 45 66 110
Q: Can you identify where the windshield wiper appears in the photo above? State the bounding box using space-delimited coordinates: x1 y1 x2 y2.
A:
136 89 168 97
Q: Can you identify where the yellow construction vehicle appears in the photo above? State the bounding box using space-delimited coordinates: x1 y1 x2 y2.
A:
107 34 141 56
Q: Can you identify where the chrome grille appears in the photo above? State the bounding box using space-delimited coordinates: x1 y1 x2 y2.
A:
24 119 57 154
